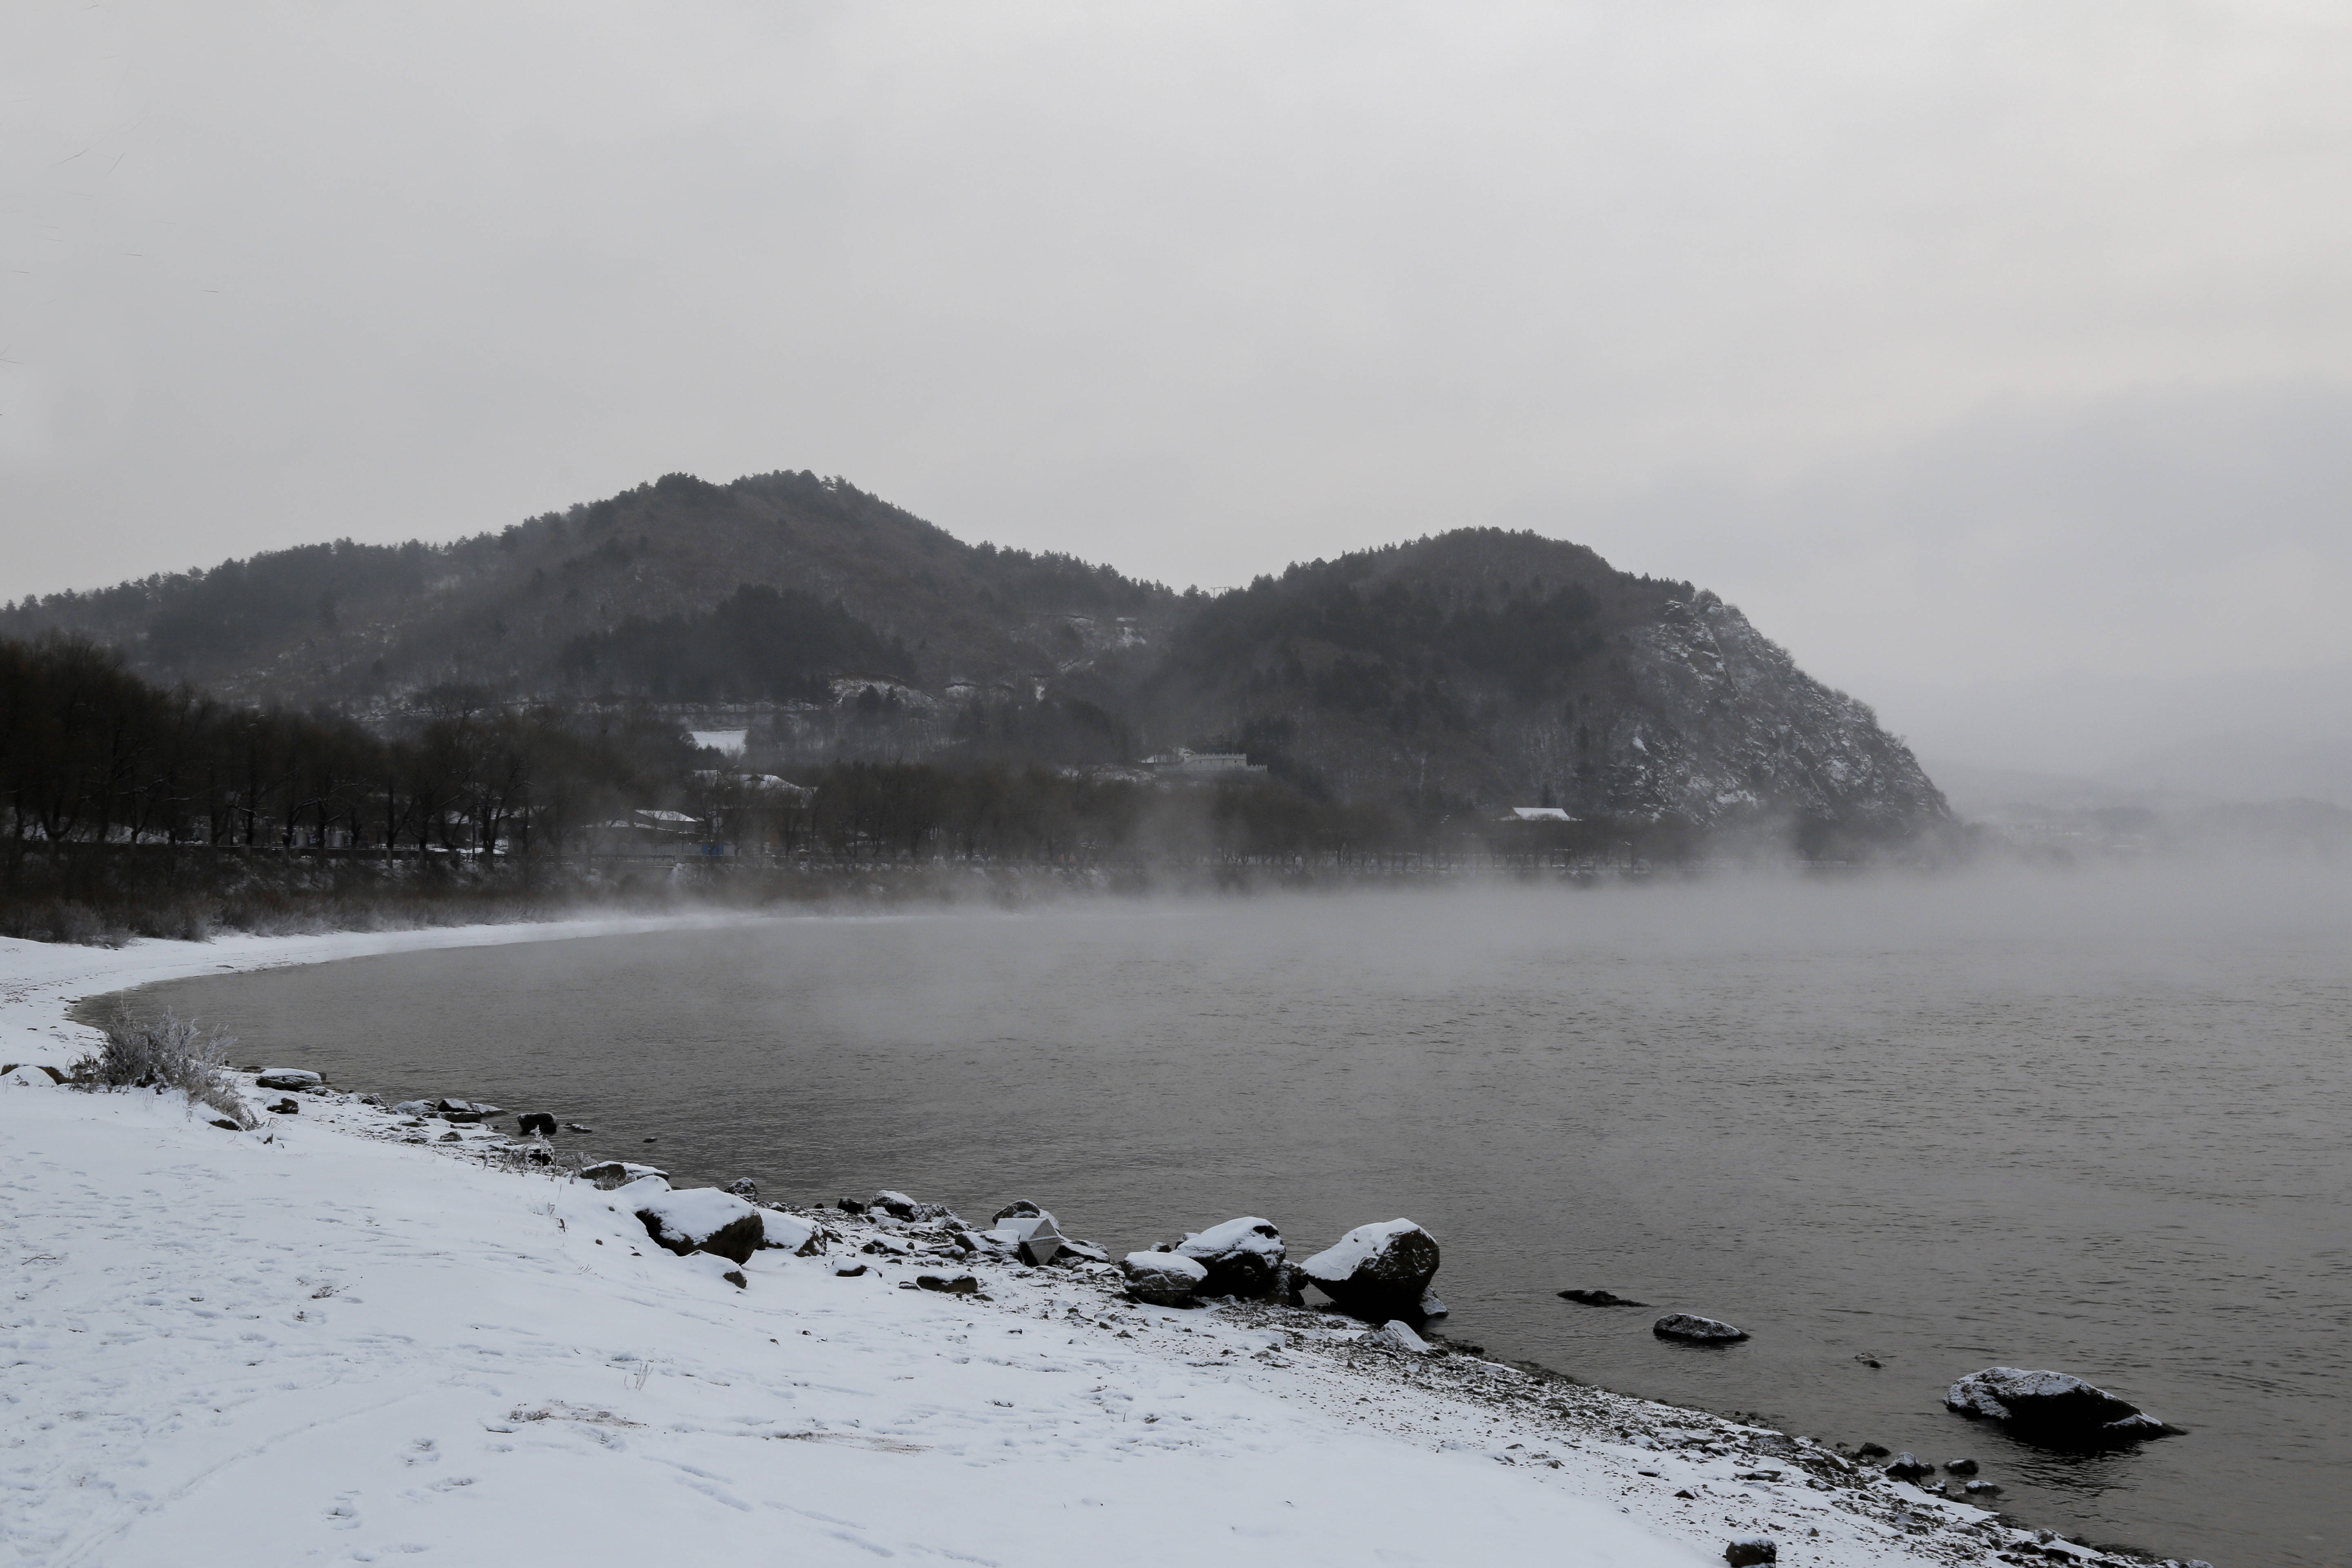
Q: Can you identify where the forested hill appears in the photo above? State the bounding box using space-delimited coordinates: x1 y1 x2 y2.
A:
1 471 1947 835
0 471 1177 711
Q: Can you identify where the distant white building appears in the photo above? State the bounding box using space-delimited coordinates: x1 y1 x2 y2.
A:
688 729 749 756
1145 748 1267 777
690 771 814 802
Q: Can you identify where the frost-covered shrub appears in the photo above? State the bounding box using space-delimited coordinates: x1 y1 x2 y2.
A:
72 1007 256 1129
0 899 130 947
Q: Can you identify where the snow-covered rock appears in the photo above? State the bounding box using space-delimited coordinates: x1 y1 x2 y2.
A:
1175 1216 1285 1297
915 1272 980 1295
391 1100 435 1117
971 1204 1110 1266
872 1189 920 1219
582 1160 669 1190
724 1177 758 1200
254 1068 322 1090
1724 1537 1777 1565
1364 1320 1430 1355
758 1210 826 1256
1944 1367 2176 1443
1300 1219 1440 1319
1883 1453 1932 1481
1122 1250 1208 1306
633 1187 766 1266
1002 1213 1065 1266
2 1063 62 1087
1653 1313 1748 1343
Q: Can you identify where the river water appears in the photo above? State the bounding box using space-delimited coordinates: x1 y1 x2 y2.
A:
134 866 2351 1568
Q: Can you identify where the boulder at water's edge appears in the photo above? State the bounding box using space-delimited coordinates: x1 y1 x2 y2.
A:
1300 1219 1440 1320
1653 1313 1748 1343
1122 1251 1208 1307
1176 1217 1285 1297
1944 1368 2177 1443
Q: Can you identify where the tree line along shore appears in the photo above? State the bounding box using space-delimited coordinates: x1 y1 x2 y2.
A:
3 633 1909 946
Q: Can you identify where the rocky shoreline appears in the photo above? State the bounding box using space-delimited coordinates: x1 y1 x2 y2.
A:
207 1065 2208 1568
0 922 2217 1568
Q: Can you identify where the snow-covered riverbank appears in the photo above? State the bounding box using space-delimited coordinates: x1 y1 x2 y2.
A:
3 924 2140 1568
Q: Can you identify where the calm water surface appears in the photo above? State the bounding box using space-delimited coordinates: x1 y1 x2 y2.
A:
136 870 2352 1568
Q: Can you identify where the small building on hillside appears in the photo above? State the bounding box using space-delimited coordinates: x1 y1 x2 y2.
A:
1145 748 1267 777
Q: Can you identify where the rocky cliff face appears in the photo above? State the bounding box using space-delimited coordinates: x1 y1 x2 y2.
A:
1588 591 1944 829
1139 530 1947 834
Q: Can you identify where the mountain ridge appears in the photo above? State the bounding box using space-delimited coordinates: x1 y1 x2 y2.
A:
2 468 1948 835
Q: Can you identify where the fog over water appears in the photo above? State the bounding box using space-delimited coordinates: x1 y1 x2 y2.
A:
138 865 2351 1568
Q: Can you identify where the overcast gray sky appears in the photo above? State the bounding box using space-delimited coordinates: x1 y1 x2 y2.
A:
6 2 2350 773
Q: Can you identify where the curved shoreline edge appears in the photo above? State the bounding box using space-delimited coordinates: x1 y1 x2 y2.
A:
2 921 2172 1568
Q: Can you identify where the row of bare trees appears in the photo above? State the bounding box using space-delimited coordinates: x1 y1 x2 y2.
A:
2 633 1685 901
0 635 688 872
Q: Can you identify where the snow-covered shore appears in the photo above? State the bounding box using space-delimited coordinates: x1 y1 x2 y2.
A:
4 922 2116 1568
